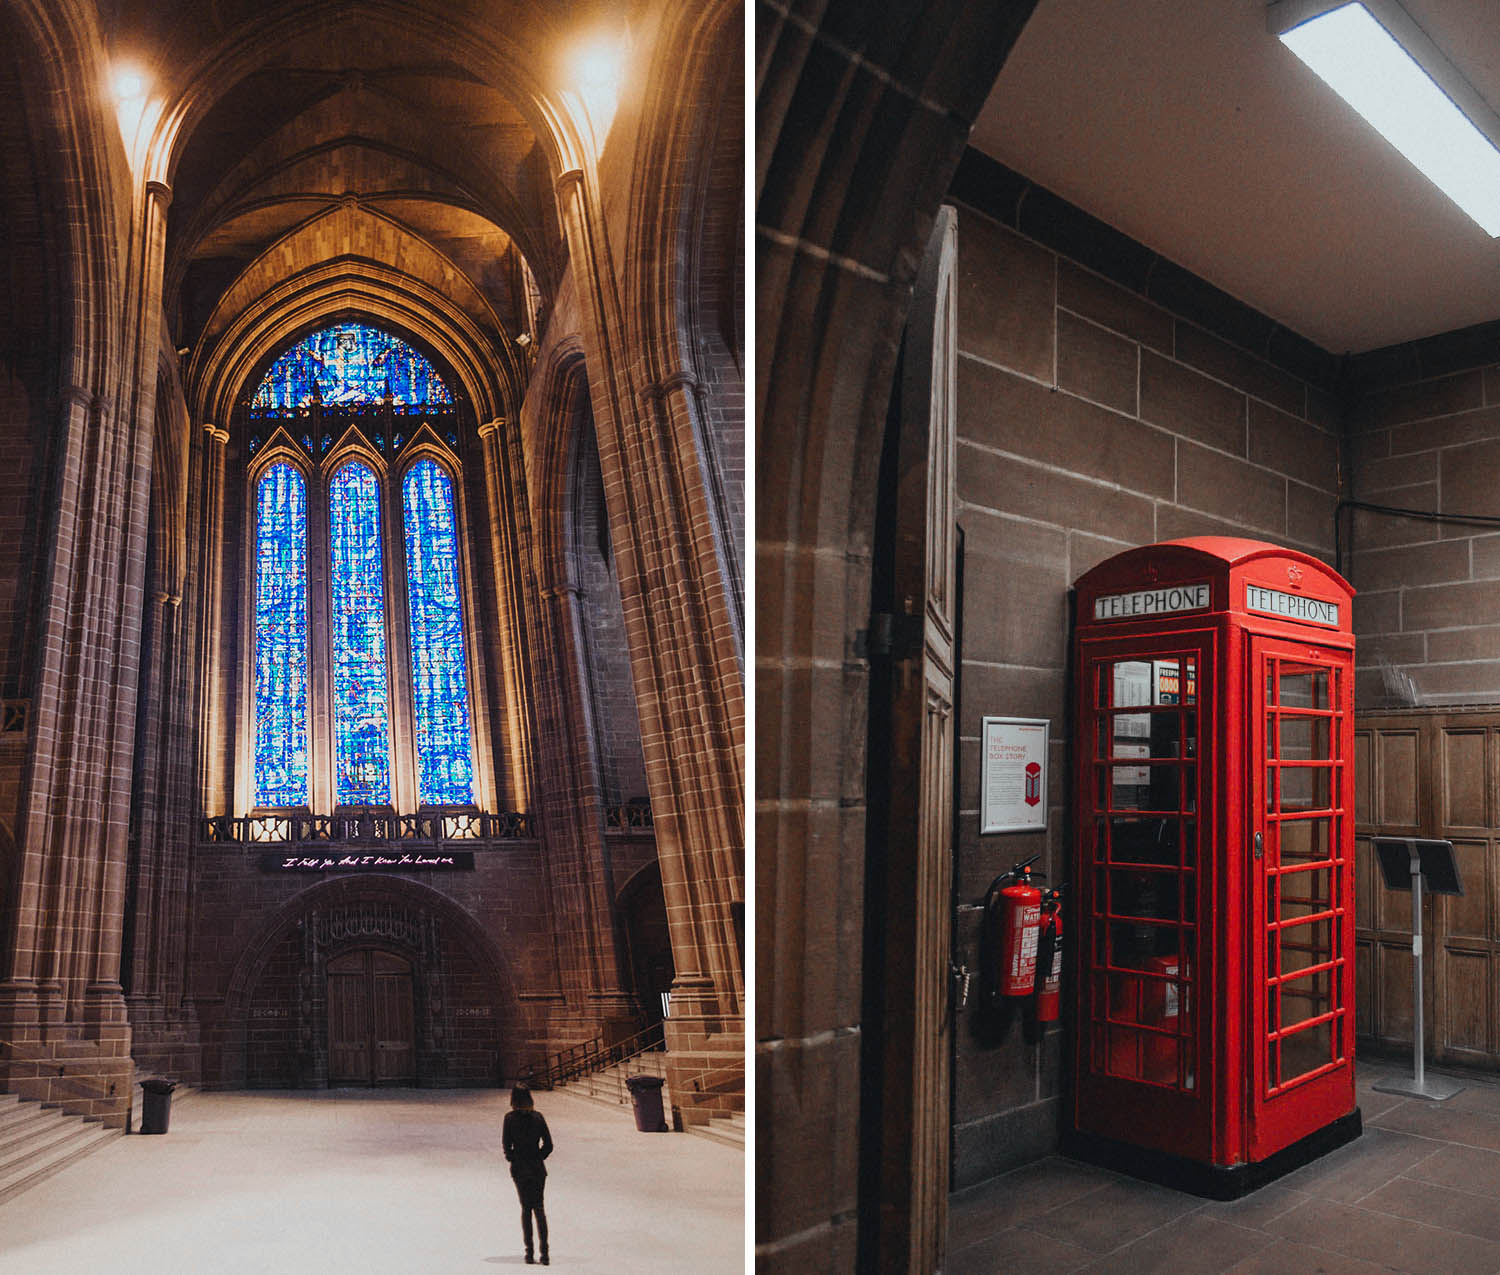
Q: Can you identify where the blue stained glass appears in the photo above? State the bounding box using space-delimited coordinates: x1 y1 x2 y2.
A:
329 463 391 804
403 461 474 805
254 464 308 806
253 323 454 411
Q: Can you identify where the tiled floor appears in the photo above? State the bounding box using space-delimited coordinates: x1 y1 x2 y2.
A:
0 1086 743 1274
949 1057 1500 1274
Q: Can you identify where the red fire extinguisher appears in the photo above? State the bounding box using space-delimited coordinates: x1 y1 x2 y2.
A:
1035 886 1064 1023
984 856 1044 999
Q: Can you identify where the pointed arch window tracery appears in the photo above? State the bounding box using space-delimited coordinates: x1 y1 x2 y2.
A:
248 322 477 814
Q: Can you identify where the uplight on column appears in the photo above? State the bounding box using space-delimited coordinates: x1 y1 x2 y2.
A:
109 60 158 171
565 29 629 150
1271 1 1500 236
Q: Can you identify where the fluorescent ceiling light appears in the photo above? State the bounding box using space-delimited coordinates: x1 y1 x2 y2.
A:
1277 2 1500 236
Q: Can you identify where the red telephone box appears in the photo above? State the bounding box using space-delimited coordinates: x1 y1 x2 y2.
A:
1067 537 1360 1197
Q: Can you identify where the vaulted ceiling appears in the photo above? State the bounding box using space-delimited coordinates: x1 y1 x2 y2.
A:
974 0 1500 355
108 0 642 420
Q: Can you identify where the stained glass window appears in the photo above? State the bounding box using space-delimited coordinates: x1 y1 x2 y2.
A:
329 463 392 804
403 461 475 805
254 463 308 806
252 323 454 411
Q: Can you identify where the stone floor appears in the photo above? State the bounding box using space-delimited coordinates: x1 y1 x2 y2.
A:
949 1056 1500 1274
0 1086 744 1274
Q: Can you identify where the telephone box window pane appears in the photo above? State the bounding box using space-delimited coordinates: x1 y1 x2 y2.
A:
403 461 475 805
1111 870 1180 925
1280 715 1331 760
1280 917 1333 978
1111 661 1154 707
1281 968 1333 1028
1279 669 1329 711
1280 765 1331 811
1154 657 1197 705
1280 866 1332 918
1112 762 1151 810
1110 816 1180 865
254 463 308 807
330 463 391 804
1280 817 1331 865
1281 1020 1333 1083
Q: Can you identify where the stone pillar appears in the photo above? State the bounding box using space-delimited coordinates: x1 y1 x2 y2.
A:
197 425 231 816
0 176 172 1125
475 418 536 813
553 165 744 1121
530 573 634 1022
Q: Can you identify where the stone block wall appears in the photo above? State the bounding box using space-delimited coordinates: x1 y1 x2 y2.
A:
947 154 1343 1184
1347 360 1500 707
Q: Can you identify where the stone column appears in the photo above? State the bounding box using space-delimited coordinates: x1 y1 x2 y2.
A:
553 165 744 1121
474 418 536 812
530 572 634 1021
0 174 172 1125
197 425 231 817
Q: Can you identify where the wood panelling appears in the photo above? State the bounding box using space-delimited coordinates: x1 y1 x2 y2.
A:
1375 730 1420 828
1444 949 1489 1057
1354 732 1372 825
1357 711 1500 1067
1443 731 1489 827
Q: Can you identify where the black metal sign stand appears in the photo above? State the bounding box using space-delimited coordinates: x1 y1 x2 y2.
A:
1371 837 1465 1102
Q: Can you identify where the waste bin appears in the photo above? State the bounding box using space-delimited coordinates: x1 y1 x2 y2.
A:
139 1078 176 1134
625 1075 668 1132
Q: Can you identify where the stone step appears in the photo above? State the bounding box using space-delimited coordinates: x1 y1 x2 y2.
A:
688 1112 745 1149
0 1111 118 1206
0 1108 110 1182
0 1103 61 1153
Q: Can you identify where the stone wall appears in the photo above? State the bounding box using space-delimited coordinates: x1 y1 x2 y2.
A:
1347 356 1500 708
189 849 563 1089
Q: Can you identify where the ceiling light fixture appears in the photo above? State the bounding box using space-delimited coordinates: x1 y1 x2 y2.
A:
1270 0 1500 236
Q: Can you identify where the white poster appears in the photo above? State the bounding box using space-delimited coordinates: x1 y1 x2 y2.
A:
981 717 1049 834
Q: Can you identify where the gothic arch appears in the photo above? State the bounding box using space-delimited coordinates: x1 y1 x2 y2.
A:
222 874 523 1087
188 205 520 425
0 0 125 399
756 2 1043 1264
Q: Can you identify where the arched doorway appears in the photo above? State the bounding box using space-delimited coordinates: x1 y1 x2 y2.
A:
619 864 674 1029
328 949 416 1085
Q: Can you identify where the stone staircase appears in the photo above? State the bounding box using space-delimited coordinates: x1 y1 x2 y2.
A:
0 1092 119 1205
556 1055 744 1148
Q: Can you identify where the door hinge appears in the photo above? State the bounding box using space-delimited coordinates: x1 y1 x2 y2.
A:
857 611 923 661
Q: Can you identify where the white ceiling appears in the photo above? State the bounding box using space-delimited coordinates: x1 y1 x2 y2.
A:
971 0 1500 354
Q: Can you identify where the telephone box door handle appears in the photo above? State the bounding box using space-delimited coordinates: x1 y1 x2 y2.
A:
1254 831 1264 860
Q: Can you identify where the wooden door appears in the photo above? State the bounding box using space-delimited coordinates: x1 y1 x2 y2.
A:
861 205 958 1273
328 949 415 1085
372 952 416 1082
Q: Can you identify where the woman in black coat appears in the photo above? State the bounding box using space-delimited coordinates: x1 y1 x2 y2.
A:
502 1085 553 1264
